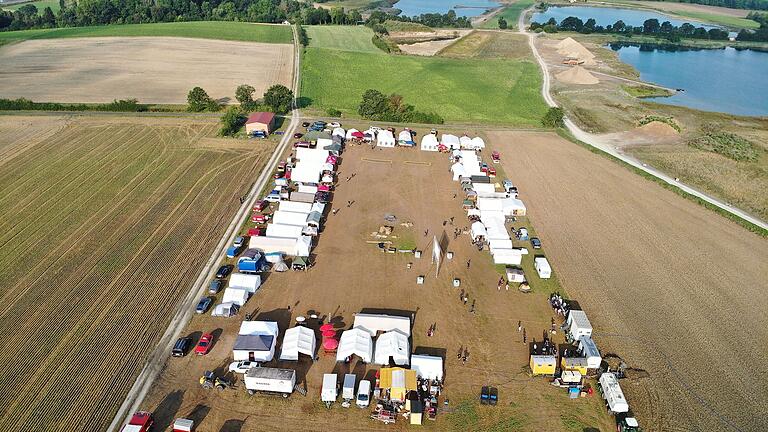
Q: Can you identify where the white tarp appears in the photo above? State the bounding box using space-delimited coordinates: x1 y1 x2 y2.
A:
280 326 317 361
421 134 439 151
228 273 261 293
473 183 496 194
336 327 373 363
272 210 309 227
441 134 460 150
212 302 238 317
353 313 411 337
332 127 346 138
492 249 522 265
222 287 249 306
471 221 487 240
470 136 485 149
267 223 304 239
410 354 443 380
459 135 472 149
377 130 395 147
279 201 313 213
599 373 629 413
234 321 279 362
566 310 593 341
374 330 410 366
451 162 466 181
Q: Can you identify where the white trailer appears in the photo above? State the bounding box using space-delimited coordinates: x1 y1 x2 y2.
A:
322 374 338 406
534 257 552 279
599 373 629 413
342 374 356 402
244 367 296 397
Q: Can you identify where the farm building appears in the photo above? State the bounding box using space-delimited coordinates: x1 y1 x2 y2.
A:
233 320 279 362
279 326 317 361
374 330 410 366
245 112 275 135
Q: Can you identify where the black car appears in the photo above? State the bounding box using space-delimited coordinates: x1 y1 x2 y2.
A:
314 191 331 204
172 337 192 357
531 237 542 249
301 122 310 127
209 279 223 294
195 297 213 314
215 264 233 279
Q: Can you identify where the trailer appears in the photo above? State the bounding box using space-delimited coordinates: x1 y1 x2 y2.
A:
244 367 296 397
342 373 356 403
172 418 194 432
534 257 552 279
322 373 338 407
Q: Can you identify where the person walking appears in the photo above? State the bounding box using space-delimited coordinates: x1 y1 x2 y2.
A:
466 259 471 269
517 321 522 332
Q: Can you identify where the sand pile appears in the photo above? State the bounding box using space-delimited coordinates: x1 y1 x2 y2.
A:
634 121 680 138
556 37 596 65
555 66 599 85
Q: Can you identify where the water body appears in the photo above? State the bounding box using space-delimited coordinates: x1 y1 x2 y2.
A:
394 0 500 18
611 43 768 117
532 5 716 29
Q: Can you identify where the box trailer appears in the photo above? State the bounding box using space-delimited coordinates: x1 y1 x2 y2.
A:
244 367 296 396
322 374 338 406
289 191 316 204
342 374 356 402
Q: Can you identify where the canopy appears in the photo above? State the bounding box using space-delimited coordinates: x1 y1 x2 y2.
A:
233 321 279 362
411 354 443 380
266 223 304 240
459 135 472 149
374 330 410 366
306 211 322 228
376 130 395 147
353 313 411 336
379 368 417 401
323 338 339 350
441 134 460 150
211 302 238 317
279 201 313 213
222 288 249 306
492 249 522 265
470 221 487 240
295 236 312 257
279 326 317 361
272 210 309 227
599 373 629 413
319 323 335 331
398 130 414 144
228 273 261 293
336 327 373 363
421 133 439 151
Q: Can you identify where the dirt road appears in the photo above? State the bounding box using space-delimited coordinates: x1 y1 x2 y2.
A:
490 130 768 432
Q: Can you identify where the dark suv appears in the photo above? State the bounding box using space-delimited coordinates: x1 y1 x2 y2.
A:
172 337 192 357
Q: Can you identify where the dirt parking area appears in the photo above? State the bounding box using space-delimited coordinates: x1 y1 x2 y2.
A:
142 138 615 431
489 130 768 432
0 37 293 104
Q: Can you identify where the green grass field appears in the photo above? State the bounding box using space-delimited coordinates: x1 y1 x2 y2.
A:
480 0 535 29
383 19 434 33
0 21 293 44
2 0 62 12
304 25 381 52
300 46 547 125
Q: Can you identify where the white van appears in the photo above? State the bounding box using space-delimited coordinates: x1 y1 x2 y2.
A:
356 379 371 408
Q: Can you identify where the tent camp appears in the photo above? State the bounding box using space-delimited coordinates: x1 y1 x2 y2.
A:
451 162 467 181
470 137 485 150
353 313 411 336
470 221 487 241
599 373 629 413
279 201 313 213
578 336 602 369
441 134 460 150
336 327 373 363
272 210 309 227
421 134 439 152
410 354 443 380
374 330 410 366
266 223 304 239
377 130 396 147
222 288 249 306
566 310 593 342
279 326 317 361
233 321 279 362
379 368 417 401
211 302 238 317
398 130 415 146
530 355 557 376
228 273 261 293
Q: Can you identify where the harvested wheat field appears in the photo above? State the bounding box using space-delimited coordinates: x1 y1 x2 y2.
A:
0 114 277 432
0 37 293 103
489 130 768 432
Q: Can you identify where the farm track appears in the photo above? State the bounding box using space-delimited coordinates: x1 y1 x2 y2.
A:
0 117 275 432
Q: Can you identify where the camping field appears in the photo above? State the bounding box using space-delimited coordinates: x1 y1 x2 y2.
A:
0 114 277 432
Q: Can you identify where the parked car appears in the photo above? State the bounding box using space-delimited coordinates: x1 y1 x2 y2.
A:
172 337 192 357
491 151 501 163
215 264 233 279
253 200 268 212
226 245 242 259
233 236 246 248
301 122 310 127
531 237 542 249
247 227 263 237
356 379 371 408
293 133 303 139
120 412 153 432
228 360 259 374
195 297 213 314
315 191 331 203
251 131 267 139
487 167 497 177
502 179 515 194
252 214 269 224
209 279 223 294
264 190 281 202
195 333 214 355
329 122 341 128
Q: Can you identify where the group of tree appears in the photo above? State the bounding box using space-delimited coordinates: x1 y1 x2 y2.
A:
498 17 508 29
646 0 768 11
530 17 730 41
365 9 472 30
737 12 768 41
357 89 444 124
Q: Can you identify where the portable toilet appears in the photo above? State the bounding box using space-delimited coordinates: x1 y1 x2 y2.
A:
530 354 556 376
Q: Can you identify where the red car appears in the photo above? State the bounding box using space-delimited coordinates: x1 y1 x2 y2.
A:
247 227 263 237
252 214 269 224
253 200 268 212
195 333 213 355
491 151 500 163
121 411 153 432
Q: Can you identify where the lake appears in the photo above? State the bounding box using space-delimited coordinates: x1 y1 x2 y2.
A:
611 43 768 117
532 5 716 29
394 0 500 18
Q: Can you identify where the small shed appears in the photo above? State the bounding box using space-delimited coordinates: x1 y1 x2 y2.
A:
228 273 262 293
505 267 525 283
530 354 557 376
245 112 276 135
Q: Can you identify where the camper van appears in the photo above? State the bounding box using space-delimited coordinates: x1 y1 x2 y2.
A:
356 379 371 408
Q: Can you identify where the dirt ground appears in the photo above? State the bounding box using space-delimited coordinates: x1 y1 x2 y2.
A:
398 38 463 56
0 115 277 432
439 31 532 60
0 37 293 104
488 130 768 432
142 137 615 431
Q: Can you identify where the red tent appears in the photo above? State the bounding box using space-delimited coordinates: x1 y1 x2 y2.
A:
351 131 364 139
322 330 336 338
319 323 334 331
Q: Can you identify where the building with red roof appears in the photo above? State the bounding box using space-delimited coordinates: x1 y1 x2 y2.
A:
245 112 276 135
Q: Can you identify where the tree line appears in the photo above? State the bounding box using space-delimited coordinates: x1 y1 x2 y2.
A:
646 0 768 11
737 12 768 41
530 16 730 41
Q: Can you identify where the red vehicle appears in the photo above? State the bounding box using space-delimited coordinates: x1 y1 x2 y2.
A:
293 141 313 149
277 162 287 173
491 151 500 164
253 200 268 212
195 333 213 355
488 167 497 177
252 214 269 224
284 170 292 180
121 411 154 432
247 227 263 236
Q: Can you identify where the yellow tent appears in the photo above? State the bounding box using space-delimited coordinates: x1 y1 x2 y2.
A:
561 357 588 375
379 367 417 401
530 355 557 376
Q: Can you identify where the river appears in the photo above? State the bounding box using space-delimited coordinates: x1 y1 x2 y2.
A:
394 0 500 17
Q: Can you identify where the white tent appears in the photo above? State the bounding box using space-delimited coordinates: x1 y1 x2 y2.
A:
489 238 514 250
459 135 472 149
470 136 485 150
267 223 304 239
398 130 414 144
599 373 629 413
477 197 504 212
363 128 377 141
492 249 522 265
228 273 262 293
336 327 373 363
272 260 289 272
441 134 460 150
290 164 321 183
279 326 317 361
502 198 527 216
470 221 487 241
345 128 359 140
233 321 279 362
332 127 346 138
374 330 410 366
473 183 496 194
451 162 467 181
317 138 333 149
505 267 525 283
249 236 299 255
295 236 312 257
376 130 396 147
458 150 482 175
272 210 309 227
279 201 313 213
410 354 443 380
222 288 249 306
211 302 238 317
353 313 411 336
311 202 326 214
566 310 593 341
298 184 318 194
421 133 439 151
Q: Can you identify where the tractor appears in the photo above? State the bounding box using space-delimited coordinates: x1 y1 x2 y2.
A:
200 370 232 390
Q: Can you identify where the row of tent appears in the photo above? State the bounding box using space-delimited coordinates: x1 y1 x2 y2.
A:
211 272 263 317
348 127 486 152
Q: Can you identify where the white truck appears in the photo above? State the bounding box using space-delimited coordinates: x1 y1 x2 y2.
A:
356 379 371 408
244 367 296 397
321 374 338 407
342 374 356 405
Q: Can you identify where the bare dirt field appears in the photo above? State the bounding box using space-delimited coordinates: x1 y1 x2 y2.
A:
0 37 293 104
439 31 532 60
141 138 615 431
489 130 768 432
0 114 277 432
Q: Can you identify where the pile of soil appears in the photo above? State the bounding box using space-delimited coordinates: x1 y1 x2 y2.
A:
555 66 599 85
555 37 596 65
634 121 680 138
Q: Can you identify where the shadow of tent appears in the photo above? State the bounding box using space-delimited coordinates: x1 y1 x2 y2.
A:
358 307 417 333
186 404 210 427
218 419 245 432
152 389 184 432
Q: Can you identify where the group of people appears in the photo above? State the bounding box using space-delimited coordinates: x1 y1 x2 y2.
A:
549 292 570 317
459 289 476 314
457 346 471 365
